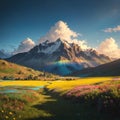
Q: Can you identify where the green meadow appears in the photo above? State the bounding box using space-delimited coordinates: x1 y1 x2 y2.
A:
0 77 120 120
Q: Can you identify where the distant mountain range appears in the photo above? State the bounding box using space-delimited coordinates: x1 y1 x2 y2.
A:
70 59 120 77
6 38 111 75
0 50 11 58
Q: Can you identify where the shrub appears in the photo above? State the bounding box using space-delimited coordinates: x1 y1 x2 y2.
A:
17 70 23 74
27 74 34 80
3 76 15 80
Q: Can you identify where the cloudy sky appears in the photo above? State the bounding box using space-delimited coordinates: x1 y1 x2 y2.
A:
0 0 120 58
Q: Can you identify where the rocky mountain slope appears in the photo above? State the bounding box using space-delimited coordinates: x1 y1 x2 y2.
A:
7 38 111 75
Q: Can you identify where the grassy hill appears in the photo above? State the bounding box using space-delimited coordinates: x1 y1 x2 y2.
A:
0 59 55 80
70 59 120 77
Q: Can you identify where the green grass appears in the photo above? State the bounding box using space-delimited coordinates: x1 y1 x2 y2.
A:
0 87 51 120
0 68 15 73
0 77 120 120
46 77 114 94
0 59 56 80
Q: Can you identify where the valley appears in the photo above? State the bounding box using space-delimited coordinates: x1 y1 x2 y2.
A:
6 38 111 76
1 0 120 120
0 58 120 120
0 77 120 120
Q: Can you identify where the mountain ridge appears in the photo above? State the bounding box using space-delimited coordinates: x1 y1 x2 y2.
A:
6 38 111 75
0 50 10 58
70 58 120 77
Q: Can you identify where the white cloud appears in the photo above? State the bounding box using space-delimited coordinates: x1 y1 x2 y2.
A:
97 37 120 58
103 25 120 32
38 21 88 49
13 38 35 55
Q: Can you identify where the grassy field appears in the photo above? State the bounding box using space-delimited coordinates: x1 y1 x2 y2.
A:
0 80 49 87
46 77 114 93
0 77 120 120
0 76 114 87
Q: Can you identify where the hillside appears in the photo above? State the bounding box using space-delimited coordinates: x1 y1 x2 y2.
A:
70 59 120 77
0 59 55 80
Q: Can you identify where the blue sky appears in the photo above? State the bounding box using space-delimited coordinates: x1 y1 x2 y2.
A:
0 0 120 53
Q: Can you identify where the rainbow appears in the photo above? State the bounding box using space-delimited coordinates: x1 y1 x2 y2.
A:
47 60 74 65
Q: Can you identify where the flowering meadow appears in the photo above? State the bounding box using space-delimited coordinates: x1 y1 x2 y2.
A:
66 82 120 114
0 77 120 120
46 77 120 119
0 86 51 120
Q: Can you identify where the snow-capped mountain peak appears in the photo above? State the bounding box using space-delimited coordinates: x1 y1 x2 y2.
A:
36 38 77 54
38 39 61 54
7 38 111 75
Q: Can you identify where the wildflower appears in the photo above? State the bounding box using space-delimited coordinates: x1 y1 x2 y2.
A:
5 116 9 119
9 112 13 115
1 110 4 113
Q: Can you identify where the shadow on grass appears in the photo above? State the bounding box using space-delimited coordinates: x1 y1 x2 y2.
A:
27 88 119 120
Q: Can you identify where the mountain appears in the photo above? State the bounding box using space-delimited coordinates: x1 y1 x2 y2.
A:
0 50 10 58
7 38 111 75
70 59 120 77
0 59 55 80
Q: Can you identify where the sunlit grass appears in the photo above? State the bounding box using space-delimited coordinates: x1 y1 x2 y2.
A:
0 77 115 92
47 77 114 93
0 86 52 120
0 80 49 87
0 77 118 95
0 77 120 120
